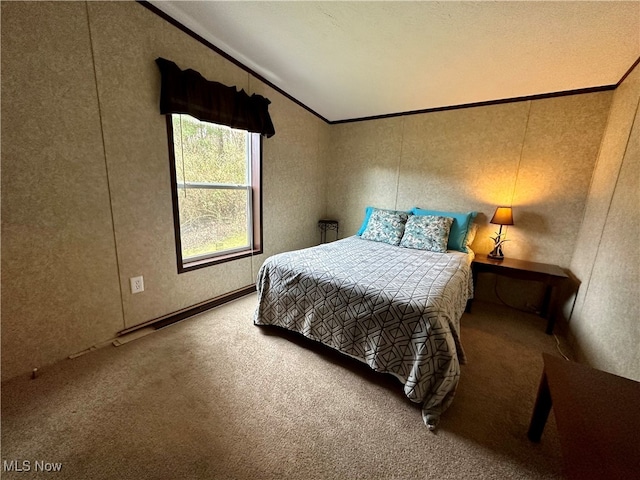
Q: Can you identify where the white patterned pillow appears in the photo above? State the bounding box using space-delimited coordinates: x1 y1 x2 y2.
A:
399 215 453 252
360 208 409 246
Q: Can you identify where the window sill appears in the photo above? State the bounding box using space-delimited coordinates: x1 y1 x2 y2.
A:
179 247 262 273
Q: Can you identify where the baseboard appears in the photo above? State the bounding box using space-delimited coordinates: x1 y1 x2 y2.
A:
117 284 257 336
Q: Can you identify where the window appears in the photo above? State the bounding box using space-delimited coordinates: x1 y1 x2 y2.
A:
156 58 272 272
167 113 262 272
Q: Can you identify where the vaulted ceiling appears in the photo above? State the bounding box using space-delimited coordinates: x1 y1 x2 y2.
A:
148 1 640 122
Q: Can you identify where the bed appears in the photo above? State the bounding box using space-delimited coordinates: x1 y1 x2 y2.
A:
253 207 476 428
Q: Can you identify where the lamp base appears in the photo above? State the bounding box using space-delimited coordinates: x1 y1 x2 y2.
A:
487 252 505 260
488 244 505 260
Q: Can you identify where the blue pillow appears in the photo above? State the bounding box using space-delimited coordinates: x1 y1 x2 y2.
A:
357 206 375 235
411 207 477 252
357 206 411 235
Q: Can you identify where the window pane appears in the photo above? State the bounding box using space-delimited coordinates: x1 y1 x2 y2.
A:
167 114 261 271
172 114 248 185
178 187 250 260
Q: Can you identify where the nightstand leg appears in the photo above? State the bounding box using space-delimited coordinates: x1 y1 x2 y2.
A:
542 284 555 335
545 318 555 335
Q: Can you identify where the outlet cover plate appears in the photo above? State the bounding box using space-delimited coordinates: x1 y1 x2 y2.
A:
130 276 144 294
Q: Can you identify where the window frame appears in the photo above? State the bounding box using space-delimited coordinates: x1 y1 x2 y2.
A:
165 115 263 273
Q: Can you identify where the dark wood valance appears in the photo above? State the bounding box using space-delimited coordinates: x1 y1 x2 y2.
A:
155 57 275 138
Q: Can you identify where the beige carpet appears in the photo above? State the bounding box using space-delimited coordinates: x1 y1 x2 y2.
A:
1 294 570 479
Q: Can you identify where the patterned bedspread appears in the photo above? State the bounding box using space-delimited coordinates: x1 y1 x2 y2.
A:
253 236 473 427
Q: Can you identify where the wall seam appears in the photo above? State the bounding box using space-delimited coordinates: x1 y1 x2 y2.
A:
393 117 406 210
573 96 615 249
248 73 255 282
85 1 127 329
510 100 532 207
567 92 616 321
574 98 640 320
321 122 328 219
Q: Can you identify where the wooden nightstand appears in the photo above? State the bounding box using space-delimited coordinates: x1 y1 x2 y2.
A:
471 254 568 334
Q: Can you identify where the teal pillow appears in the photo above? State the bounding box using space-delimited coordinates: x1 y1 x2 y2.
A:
357 206 375 235
411 207 477 252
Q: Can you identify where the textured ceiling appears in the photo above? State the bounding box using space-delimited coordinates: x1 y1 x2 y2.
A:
148 1 640 122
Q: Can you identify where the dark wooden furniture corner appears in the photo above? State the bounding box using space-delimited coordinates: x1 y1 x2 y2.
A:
528 353 640 479
471 254 568 334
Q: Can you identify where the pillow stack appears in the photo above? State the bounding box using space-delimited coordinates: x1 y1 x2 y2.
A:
358 206 477 253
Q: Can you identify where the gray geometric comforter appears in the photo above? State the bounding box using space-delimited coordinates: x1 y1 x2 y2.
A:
254 236 473 428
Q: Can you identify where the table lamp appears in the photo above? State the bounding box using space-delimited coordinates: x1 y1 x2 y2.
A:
488 206 513 260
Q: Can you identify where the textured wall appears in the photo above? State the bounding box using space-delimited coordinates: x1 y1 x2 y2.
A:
1 1 327 380
327 94 612 268
327 117 405 227
250 80 328 278
87 1 220 328
1 2 124 380
326 93 612 312
568 64 640 380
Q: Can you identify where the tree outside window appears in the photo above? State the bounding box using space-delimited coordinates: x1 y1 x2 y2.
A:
168 114 262 272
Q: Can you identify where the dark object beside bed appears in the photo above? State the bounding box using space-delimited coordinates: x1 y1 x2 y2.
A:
528 353 640 479
254 236 473 428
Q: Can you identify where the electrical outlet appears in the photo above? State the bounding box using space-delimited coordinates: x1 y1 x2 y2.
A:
526 302 540 314
130 276 144 294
